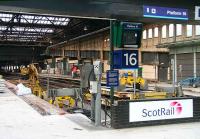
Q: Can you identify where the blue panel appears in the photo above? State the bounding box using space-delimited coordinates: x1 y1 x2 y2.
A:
106 70 119 87
113 50 138 69
143 5 188 20
113 50 123 69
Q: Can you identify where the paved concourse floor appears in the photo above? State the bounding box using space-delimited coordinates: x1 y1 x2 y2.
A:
0 88 200 139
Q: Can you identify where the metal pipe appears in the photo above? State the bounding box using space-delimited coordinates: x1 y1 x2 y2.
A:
47 27 110 49
194 51 197 78
174 51 177 84
133 70 136 97
69 27 110 42
95 90 101 126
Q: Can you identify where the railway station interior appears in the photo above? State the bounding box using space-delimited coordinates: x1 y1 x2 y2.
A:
0 0 200 139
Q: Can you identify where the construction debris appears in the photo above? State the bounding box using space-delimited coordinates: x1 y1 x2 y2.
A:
4 80 32 96
16 83 32 96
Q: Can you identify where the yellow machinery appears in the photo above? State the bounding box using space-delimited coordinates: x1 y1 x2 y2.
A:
120 71 148 90
49 96 75 108
119 71 177 99
20 63 75 108
20 64 46 98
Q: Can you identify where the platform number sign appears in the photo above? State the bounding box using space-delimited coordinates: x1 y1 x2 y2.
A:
113 50 138 69
195 6 200 20
143 5 188 20
198 8 200 17
124 53 137 66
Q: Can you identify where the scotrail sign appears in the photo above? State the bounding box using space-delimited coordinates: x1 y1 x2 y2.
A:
129 99 193 122
143 5 188 20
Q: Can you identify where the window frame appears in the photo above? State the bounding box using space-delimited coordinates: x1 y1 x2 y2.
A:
186 24 193 37
176 24 182 36
162 25 167 39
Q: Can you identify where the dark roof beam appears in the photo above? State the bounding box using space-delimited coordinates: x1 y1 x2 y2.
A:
0 30 51 35
0 21 68 29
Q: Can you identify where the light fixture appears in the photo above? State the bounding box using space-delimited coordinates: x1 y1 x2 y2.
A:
84 26 88 31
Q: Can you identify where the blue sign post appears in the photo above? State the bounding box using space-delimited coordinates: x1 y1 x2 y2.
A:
106 70 119 87
113 50 138 69
143 5 188 20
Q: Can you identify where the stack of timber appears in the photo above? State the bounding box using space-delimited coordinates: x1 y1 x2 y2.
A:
20 95 66 115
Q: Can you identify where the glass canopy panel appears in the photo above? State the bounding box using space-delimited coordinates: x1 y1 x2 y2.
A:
0 12 70 42
18 14 70 26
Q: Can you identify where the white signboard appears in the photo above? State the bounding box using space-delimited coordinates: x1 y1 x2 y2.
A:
129 99 193 122
195 6 200 20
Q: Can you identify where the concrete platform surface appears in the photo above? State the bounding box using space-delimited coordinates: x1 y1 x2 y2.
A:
0 88 200 139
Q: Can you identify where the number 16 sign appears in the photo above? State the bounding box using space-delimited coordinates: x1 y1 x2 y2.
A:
113 50 138 69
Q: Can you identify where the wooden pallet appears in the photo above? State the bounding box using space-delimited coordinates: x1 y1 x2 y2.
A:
101 88 132 99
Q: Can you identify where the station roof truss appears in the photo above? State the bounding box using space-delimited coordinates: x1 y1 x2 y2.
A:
0 12 110 47
0 12 70 46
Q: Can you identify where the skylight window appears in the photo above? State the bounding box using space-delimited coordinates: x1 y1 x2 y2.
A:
0 13 70 26
0 13 12 22
0 26 7 31
18 14 70 26
0 12 70 43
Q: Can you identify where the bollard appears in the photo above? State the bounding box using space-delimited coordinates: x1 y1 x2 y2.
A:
177 84 184 97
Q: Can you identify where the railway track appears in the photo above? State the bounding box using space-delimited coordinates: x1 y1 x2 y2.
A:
39 77 80 89
1 72 81 89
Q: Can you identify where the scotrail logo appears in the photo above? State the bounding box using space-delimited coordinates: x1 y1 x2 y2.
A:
170 101 182 114
142 101 183 117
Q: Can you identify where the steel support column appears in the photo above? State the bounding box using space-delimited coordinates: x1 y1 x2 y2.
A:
194 52 197 78
174 51 177 84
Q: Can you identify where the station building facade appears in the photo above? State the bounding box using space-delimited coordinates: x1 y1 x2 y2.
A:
156 24 200 82
47 23 200 82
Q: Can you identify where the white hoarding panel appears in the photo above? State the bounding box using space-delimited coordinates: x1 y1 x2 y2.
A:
129 99 193 122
